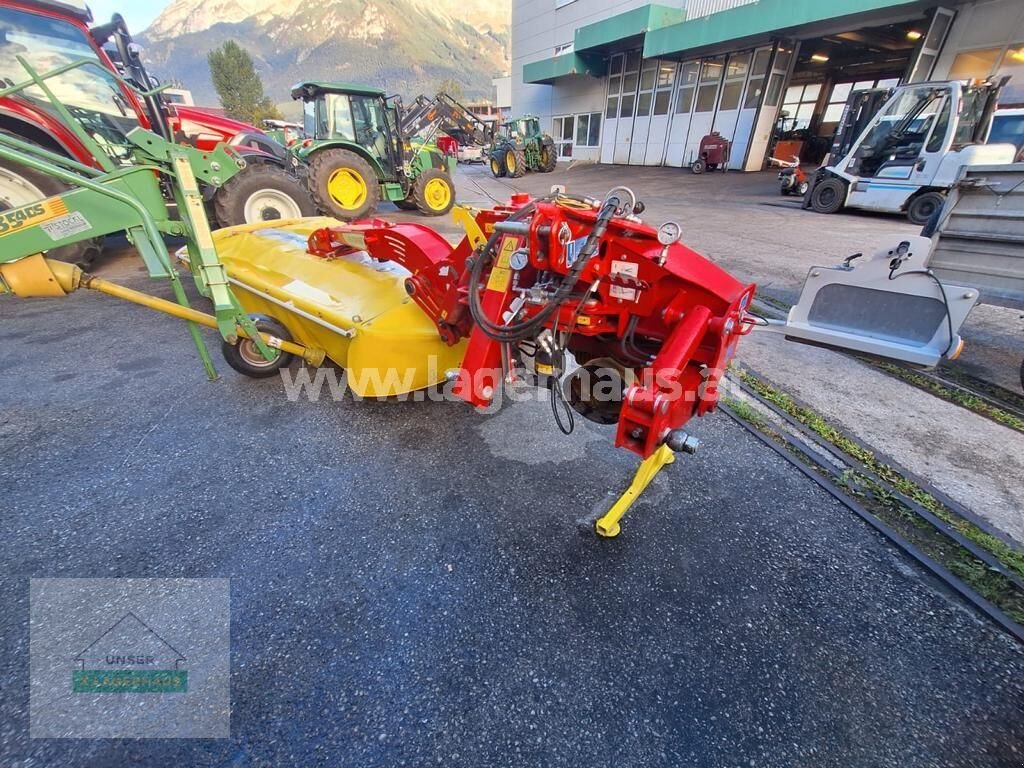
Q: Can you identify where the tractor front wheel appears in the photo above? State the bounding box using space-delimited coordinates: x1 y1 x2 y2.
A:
505 147 527 179
213 163 316 227
412 168 455 216
539 144 557 172
0 152 99 269
490 153 506 178
308 149 380 220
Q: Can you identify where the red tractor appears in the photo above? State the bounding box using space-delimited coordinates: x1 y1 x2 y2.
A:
0 0 315 267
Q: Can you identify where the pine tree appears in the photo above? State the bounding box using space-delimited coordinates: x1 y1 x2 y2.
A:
207 41 282 125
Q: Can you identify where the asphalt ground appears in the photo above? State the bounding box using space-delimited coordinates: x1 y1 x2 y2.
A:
2 248 1024 764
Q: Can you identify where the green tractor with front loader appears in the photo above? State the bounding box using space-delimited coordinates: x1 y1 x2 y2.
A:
489 116 557 179
291 81 456 220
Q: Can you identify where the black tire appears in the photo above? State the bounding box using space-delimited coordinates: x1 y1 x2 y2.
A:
505 147 526 178
213 163 316 227
539 143 557 172
490 153 506 178
797 180 809 196
907 191 946 227
222 315 294 378
394 197 418 211
307 148 380 220
810 177 846 214
412 168 456 217
0 153 99 268
691 158 706 174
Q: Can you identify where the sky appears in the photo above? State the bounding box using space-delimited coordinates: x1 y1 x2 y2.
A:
87 0 168 33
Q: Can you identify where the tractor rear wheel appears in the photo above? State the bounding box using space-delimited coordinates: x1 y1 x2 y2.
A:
308 149 380 220
505 147 527 178
809 177 846 214
412 168 455 216
490 153 506 178
213 163 315 227
0 153 99 269
539 144 557 172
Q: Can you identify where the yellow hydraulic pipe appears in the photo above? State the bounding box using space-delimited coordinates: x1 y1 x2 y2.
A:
594 443 676 538
8 257 324 366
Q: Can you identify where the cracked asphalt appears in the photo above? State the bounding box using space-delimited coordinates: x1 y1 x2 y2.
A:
1 167 1023 766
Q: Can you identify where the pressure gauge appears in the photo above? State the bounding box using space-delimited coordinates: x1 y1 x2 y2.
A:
657 221 682 246
509 248 530 271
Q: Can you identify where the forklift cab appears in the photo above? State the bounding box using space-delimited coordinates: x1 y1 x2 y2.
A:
810 78 1016 223
296 82 402 178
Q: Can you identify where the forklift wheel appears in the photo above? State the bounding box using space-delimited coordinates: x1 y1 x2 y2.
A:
907 192 946 227
691 159 706 174
809 177 846 214
222 315 295 379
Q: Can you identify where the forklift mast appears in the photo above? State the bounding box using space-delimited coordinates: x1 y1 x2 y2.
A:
826 87 894 166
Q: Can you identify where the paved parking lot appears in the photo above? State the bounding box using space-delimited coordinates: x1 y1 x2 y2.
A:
1 163 1023 766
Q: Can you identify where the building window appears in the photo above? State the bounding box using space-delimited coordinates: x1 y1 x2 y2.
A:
695 57 724 112
779 83 822 131
675 61 700 115
718 51 750 111
575 112 601 147
742 47 771 109
552 115 574 158
554 42 574 56
821 78 900 125
653 62 675 115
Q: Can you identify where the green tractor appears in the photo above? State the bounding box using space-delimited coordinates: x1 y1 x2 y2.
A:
291 81 456 219
489 116 557 179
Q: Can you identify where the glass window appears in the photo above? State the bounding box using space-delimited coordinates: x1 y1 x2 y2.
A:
676 86 695 114
328 94 355 141
609 55 623 76
822 103 845 124
606 96 618 119
657 64 675 88
695 84 718 112
701 57 724 83
726 52 750 79
949 48 1001 80
623 73 639 93
588 113 600 146
719 81 742 111
680 61 700 86
831 83 852 103
608 75 621 95
924 12 951 51
743 78 764 109
654 90 671 115
561 116 574 141
774 48 793 72
576 114 589 145
764 73 784 106
637 92 651 116
640 68 655 91
751 48 771 77
619 94 635 117
626 50 641 72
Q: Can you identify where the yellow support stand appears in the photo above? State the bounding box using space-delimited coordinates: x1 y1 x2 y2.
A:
595 443 676 538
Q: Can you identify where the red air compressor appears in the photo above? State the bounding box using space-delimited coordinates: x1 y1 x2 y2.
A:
691 132 730 173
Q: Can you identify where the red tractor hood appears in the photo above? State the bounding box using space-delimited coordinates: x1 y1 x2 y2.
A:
171 106 268 149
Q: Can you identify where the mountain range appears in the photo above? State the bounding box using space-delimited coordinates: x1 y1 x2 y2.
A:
138 0 510 114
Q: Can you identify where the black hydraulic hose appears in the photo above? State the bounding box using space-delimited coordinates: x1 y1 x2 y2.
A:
469 196 620 343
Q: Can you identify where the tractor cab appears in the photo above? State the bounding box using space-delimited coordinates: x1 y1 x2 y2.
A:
290 80 456 220
293 81 402 178
500 117 540 142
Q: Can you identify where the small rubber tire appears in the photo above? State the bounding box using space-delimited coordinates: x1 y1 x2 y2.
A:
0 152 99 268
907 191 946 227
691 158 706 174
308 148 380 220
539 144 557 172
810 177 846 214
213 163 316 227
505 147 527 179
412 168 456 216
490 153 506 178
222 315 294 379
797 180 809 196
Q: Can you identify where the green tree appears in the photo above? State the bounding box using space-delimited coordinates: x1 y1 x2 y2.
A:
207 41 281 125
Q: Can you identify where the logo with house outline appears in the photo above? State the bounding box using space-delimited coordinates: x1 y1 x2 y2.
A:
72 612 188 693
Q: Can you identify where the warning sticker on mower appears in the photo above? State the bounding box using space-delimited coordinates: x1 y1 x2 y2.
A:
0 197 70 237
486 236 518 292
40 211 92 241
609 260 639 301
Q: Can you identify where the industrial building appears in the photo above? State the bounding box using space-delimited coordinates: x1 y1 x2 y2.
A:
513 0 1024 169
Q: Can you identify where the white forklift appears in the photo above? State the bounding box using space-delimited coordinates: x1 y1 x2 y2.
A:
804 78 1016 225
